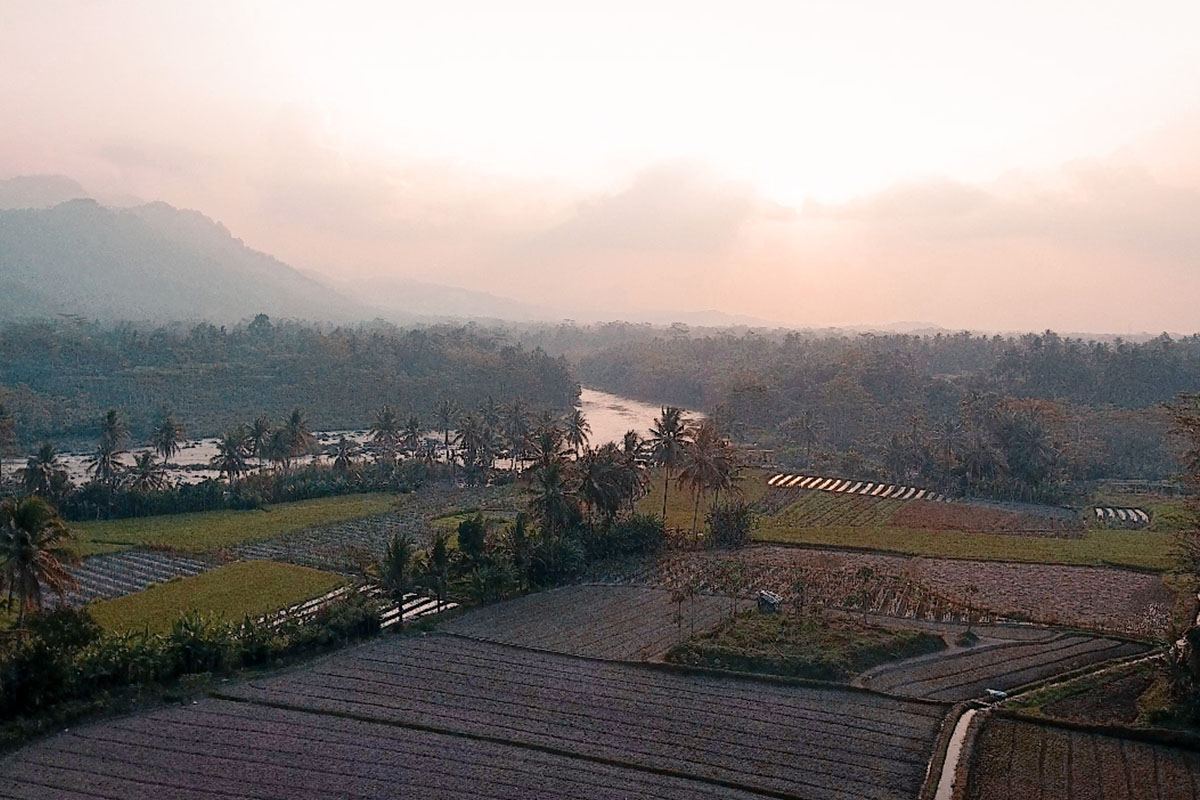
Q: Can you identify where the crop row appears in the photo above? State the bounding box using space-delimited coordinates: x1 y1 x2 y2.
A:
0 698 766 800
966 717 1200 799
867 635 1148 701
773 492 906 528
890 502 1083 536
443 584 743 660
229 634 947 800
235 485 517 571
619 551 994 626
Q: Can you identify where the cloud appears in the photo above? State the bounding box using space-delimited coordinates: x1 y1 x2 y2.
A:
16 105 1200 332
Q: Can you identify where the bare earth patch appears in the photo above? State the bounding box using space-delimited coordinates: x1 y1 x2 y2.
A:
610 545 1175 638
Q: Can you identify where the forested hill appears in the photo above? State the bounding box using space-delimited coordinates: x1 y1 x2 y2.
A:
0 318 577 447
0 199 368 323
578 330 1200 491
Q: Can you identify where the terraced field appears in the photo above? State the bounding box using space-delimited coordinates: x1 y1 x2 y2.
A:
767 487 1083 536
611 546 1175 637
235 485 518 571
0 699 770 800
862 633 1150 701
443 584 746 660
225 634 949 800
963 716 1200 799
59 548 213 606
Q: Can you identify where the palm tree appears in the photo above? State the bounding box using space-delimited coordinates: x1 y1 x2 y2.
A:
620 430 649 512
127 451 167 492
479 396 503 431
564 409 591 457
370 405 402 462
329 435 361 476
100 408 127 452
528 421 570 469
456 412 484 472
21 443 66 499
434 398 458 462
284 408 314 464
423 532 451 611
402 415 423 455
529 461 580 537
151 415 183 468
578 446 624 528
680 419 726 540
503 399 531 472
379 532 417 607
248 415 273 467
648 407 691 521
264 428 292 473
210 427 250 485
0 402 14 485
87 437 126 489
0 496 77 627
89 409 128 489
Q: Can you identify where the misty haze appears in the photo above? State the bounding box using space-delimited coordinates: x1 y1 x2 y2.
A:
1 2 1199 799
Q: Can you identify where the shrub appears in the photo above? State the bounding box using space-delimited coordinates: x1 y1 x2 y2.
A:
608 513 666 556
706 500 755 549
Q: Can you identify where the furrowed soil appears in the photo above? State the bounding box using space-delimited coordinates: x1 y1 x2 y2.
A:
964 716 1200 799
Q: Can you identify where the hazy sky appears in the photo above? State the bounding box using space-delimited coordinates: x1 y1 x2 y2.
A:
3 1 1199 332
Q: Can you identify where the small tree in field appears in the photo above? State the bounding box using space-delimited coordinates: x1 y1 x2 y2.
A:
706 500 754 549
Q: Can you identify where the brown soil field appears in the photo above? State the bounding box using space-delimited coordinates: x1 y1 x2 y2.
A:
963 716 1200 799
613 546 1175 638
226 634 949 800
862 633 1149 701
1040 669 1159 726
0 698 771 800
442 584 748 660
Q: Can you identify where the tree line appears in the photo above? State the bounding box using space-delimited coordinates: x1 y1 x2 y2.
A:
577 329 1200 501
0 315 578 449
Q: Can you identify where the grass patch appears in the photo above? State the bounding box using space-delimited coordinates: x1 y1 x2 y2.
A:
666 609 944 682
1007 660 1165 726
88 560 345 633
71 493 404 556
1090 492 1194 533
753 522 1177 571
638 468 769 530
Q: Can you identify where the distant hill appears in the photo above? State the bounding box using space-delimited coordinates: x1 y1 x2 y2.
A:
0 174 90 210
0 198 370 323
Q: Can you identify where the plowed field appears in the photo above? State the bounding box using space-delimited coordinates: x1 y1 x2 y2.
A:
226 634 949 800
964 716 1200 799
863 634 1149 701
443 584 746 660
0 699 769 800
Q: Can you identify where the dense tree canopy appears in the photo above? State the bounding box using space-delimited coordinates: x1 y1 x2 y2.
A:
578 329 1200 499
0 318 578 448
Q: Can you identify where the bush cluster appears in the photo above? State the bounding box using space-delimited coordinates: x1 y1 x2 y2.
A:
0 596 381 723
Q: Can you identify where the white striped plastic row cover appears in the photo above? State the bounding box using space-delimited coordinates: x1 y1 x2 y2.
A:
766 473 946 502
1094 507 1150 524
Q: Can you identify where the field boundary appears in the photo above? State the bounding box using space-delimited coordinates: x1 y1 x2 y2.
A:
999 649 1165 704
746 538 1172 574
441 628 953 708
986 707 1200 752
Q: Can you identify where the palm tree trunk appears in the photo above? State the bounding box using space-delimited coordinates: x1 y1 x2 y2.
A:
691 490 701 543
661 468 671 521
16 580 26 629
